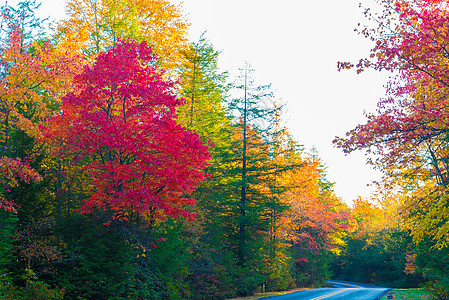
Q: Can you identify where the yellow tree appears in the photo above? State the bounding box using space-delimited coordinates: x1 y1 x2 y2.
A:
55 0 189 73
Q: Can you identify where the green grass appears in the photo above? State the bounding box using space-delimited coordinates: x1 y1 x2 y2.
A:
380 288 432 300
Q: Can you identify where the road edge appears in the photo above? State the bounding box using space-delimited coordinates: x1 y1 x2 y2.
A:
375 288 393 300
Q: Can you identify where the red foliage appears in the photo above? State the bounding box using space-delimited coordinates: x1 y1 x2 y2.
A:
44 41 210 222
0 157 42 212
334 1 449 173
295 257 309 264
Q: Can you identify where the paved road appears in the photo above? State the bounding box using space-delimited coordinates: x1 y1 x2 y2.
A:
261 280 390 300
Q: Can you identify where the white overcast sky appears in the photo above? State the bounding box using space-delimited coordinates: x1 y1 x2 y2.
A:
28 0 389 205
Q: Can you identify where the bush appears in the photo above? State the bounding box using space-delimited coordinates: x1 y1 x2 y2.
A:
422 280 449 300
0 269 65 300
52 215 138 299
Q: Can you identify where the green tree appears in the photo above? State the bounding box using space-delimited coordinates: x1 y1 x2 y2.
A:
161 35 237 299
177 33 231 144
228 64 284 266
0 209 17 286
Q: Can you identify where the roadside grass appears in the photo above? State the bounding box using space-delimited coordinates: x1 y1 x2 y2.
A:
380 288 432 300
228 288 307 300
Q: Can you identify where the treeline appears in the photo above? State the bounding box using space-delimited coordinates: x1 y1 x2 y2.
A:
330 188 427 289
329 181 449 299
0 1 350 299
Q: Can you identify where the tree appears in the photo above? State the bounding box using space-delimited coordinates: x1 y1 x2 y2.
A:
0 3 79 212
0 2 83 295
55 0 189 73
330 185 425 287
335 0 449 248
43 41 210 232
168 35 238 297
0 0 47 48
198 65 309 296
227 64 278 266
280 156 340 255
177 33 231 141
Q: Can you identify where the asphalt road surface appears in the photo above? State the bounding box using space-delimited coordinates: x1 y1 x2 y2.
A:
261 280 390 300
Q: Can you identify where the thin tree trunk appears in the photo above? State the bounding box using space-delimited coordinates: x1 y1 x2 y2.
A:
238 64 248 265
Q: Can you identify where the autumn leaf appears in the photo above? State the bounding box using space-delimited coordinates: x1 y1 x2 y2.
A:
43 41 210 223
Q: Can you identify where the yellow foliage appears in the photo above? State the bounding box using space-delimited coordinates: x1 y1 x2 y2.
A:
56 0 189 73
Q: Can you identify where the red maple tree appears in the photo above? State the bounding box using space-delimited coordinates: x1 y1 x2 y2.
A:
44 41 210 223
335 0 449 175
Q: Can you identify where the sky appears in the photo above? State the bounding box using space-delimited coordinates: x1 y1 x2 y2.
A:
29 0 389 204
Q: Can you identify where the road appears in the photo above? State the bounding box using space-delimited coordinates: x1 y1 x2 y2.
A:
260 280 390 300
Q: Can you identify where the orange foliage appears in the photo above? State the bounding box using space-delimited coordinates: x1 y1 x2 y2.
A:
0 24 81 212
55 0 189 73
279 155 347 255
1 27 81 143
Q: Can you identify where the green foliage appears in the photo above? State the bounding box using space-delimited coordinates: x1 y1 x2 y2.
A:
265 273 296 293
264 250 296 292
0 209 17 283
381 289 432 300
416 239 449 300
331 230 425 288
1 280 65 300
124 258 168 300
291 251 331 288
0 268 65 300
177 32 231 142
51 215 138 300
8 133 52 226
184 227 240 299
224 64 289 269
229 265 265 297
149 219 195 299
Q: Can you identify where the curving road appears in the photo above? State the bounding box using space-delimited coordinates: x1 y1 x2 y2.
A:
260 280 390 300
